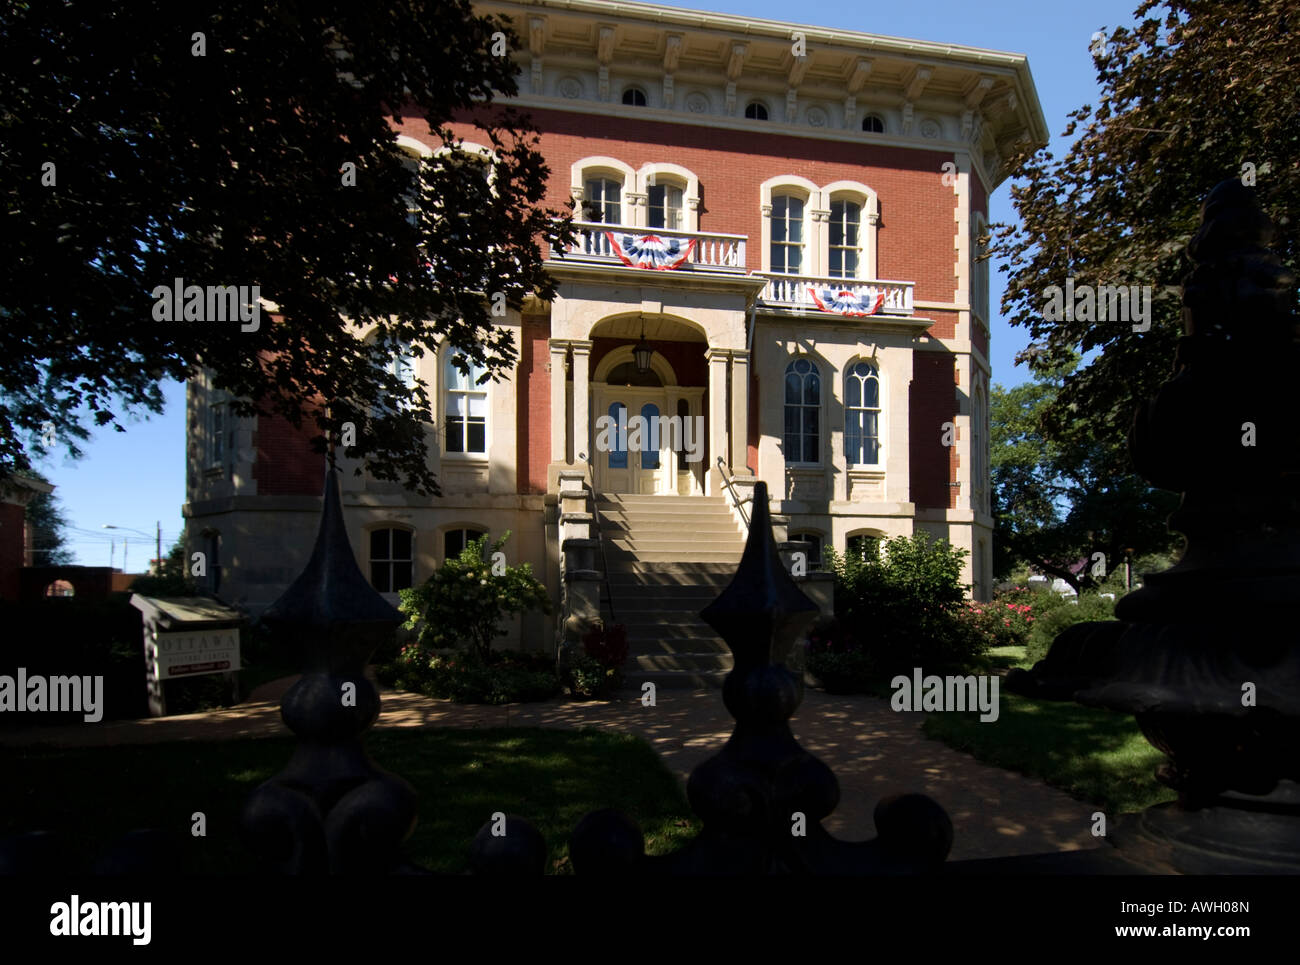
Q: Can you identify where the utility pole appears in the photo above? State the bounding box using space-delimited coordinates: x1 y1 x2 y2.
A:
123 537 128 572
109 538 115 569
157 521 162 574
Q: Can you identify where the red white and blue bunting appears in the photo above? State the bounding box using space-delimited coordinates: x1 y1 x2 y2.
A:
808 287 886 317
606 232 697 270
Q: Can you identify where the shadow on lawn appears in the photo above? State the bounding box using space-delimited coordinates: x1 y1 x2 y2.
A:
0 728 697 874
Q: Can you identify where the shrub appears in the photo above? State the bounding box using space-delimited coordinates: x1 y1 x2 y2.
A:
821 531 987 678
1025 593 1118 664
382 645 560 705
399 532 552 662
564 622 628 699
957 592 1040 649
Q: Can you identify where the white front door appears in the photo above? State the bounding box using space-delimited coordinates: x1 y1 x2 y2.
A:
594 389 671 494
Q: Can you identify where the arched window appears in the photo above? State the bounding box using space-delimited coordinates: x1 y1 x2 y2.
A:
445 353 487 454
771 194 805 274
828 199 862 278
607 402 628 469
744 101 769 120
374 340 418 417
647 181 684 230
862 114 885 133
444 526 488 562
784 358 820 465
845 361 881 467
847 533 881 561
640 403 661 469
583 177 622 224
788 531 823 571
622 87 648 107
370 527 413 592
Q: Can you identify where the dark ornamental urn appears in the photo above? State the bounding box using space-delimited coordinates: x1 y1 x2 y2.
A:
1007 180 1300 873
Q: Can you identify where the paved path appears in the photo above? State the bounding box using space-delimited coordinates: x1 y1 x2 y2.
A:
0 676 1101 861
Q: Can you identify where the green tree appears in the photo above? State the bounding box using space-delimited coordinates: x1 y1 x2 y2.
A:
992 0 1299 480
399 533 551 662
128 537 199 597
990 358 1181 592
18 474 74 566
1 0 573 493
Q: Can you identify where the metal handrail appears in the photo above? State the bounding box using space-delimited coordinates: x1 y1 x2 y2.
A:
717 456 751 530
582 453 617 626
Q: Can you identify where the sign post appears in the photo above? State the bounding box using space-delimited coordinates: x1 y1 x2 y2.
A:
130 595 245 717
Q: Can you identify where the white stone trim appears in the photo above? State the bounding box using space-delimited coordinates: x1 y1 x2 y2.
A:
636 162 701 232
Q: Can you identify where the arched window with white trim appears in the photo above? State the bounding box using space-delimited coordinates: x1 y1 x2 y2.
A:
845 360 881 467
445 352 488 455
771 194 805 274
784 357 821 465
828 199 862 278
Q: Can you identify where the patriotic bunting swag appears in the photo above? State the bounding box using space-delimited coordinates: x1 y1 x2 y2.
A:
606 232 697 270
809 287 887 316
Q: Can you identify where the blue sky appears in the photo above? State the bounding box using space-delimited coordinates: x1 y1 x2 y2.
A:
31 0 1143 565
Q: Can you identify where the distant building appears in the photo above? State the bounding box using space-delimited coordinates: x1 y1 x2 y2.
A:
0 474 54 601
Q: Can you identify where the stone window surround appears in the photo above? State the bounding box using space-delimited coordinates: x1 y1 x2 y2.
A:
570 156 701 232
760 176 879 277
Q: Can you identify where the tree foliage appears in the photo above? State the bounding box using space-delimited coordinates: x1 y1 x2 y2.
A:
993 0 1299 479
1 0 573 494
990 359 1182 592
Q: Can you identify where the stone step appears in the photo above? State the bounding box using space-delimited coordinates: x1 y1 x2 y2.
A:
604 550 744 563
602 584 721 601
597 494 727 505
605 537 741 554
633 652 734 672
604 565 736 584
597 517 741 535
615 607 713 622
628 638 731 656
622 668 730 690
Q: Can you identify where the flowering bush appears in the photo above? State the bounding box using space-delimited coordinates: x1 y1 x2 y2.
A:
398 532 552 662
957 597 1036 649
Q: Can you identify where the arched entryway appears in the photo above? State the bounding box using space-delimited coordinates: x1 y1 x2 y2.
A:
591 343 706 495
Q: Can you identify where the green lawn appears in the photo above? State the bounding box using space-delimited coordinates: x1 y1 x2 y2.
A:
1 728 699 874
921 645 1176 814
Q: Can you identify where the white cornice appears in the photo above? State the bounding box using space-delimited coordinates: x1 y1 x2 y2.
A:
478 0 1049 186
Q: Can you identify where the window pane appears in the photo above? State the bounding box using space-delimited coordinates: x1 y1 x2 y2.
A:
392 529 412 560
371 562 391 592
370 529 389 559
467 393 487 418
467 419 486 453
787 212 802 242
863 376 879 408
446 418 464 452
786 246 801 272
846 376 860 408
772 214 786 243
444 530 464 560
393 562 413 591
829 249 843 277
843 250 858 277
447 393 467 416
804 372 820 406
785 372 801 404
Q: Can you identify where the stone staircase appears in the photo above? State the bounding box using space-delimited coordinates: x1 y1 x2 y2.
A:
595 493 745 689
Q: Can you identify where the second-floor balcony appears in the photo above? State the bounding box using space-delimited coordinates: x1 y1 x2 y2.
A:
553 222 747 272
757 273 914 316
549 222 917 318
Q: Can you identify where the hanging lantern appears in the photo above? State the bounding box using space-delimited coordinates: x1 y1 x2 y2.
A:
633 317 654 374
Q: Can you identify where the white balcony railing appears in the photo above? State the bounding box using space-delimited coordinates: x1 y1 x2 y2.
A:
757 273 915 316
553 222 747 272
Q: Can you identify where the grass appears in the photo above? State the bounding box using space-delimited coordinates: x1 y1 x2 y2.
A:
0 728 699 874
921 645 1176 814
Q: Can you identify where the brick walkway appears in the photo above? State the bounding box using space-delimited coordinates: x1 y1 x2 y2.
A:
0 677 1102 861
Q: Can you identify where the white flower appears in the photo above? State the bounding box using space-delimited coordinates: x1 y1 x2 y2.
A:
480 578 488 585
